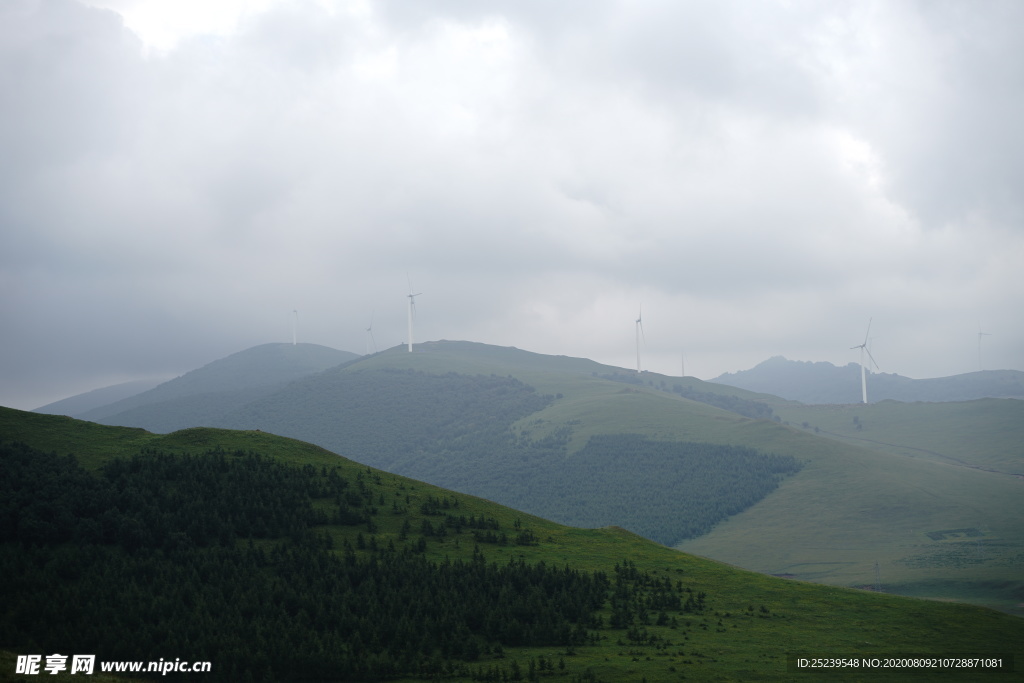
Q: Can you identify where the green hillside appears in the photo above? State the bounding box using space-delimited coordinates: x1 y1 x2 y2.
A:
77 343 360 430
224 341 1024 615
215 365 800 546
772 398 1024 474
64 340 1024 615
1 406 1020 682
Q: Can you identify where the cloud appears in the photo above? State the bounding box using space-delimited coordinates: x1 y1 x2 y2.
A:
806 0 1024 230
1 0 1022 409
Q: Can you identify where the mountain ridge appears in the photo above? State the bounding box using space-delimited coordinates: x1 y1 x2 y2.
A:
33 377 166 417
32 339 1024 615
76 342 360 427
711 355 1024 403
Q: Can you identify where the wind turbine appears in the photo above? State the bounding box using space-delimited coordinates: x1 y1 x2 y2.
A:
850 318 878 404
978 325 992 371
406 279 421 353
365 312 377 355
635 305 645 373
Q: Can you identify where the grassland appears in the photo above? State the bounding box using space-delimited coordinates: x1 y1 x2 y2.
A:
772 398 1024 474
1 406 1022 682
22 339 1024 617
727 398 1024 617
340 343 1024 615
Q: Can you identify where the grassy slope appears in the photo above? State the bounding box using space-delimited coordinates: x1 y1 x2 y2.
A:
741 398 1024 616
345 343 1024 615
1 406 1021 682
18 340 1021 615
77 342 358 424
353 342 783 451
773 399 1024 474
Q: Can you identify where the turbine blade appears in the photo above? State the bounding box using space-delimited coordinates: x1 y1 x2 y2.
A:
863 317 873 346
865 346 879 369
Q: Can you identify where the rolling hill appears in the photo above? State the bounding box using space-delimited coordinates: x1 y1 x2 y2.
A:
711 356 1024 404
33 378 165 418
58 340 1024 616
75 342 808 547
75 342 359 431
1 406 1021 682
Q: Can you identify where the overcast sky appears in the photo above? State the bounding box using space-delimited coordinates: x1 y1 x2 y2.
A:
3 0 1023 410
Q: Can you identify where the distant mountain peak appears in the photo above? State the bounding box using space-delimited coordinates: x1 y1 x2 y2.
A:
712 357 1024 404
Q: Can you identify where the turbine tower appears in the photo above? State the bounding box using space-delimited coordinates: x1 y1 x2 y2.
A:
406 282 421 353
292 309 298 346
978 325 992 371
850 318 878 404
635 305 645 373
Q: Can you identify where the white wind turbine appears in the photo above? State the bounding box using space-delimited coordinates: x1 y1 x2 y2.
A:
635 305 645 373
850 318 878 404
406 279 421 353
978 325 992 371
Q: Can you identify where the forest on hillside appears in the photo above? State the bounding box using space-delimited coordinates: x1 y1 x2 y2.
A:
224 369 555 472
1 440 715 682
223 369 800 546
410 433 801 545
496 435 803 543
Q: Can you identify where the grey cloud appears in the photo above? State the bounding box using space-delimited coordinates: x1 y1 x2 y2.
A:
374 0 612 38
0 0 143 172
814 1 1024 229
1 0 1022 409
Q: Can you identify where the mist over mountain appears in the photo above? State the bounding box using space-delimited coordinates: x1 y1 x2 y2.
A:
33 378 165 418
77 343 359 431
711 356 1024 404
